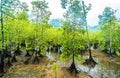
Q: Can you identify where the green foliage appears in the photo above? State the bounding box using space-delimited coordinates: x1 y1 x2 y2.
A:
116 52 120 57
16 11 29 20
99 21 120 51
59 0 92 62
62 0 91 27
75 55 84 62
20 2 29 11
98 7 116 26
98 7 120 53
52 63 58 72
31 0 51 24
59 21 87 62
116 62 120 65
61 0 67 9
0 0 119 66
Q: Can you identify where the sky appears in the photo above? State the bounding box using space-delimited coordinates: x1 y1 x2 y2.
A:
20 0 120 26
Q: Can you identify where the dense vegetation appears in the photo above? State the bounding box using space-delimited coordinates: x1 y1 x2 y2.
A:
0 0 120 77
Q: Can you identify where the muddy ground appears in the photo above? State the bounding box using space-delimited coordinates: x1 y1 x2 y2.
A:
2 50 120 78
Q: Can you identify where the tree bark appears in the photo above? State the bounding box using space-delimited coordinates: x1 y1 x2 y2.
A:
6 57 12 67
109 18 112 56
82 1 96 66
32 51 39 64
68 23 78 73
25 50 31 57
11 54 17 63
68 51 78 73
0 0 5 73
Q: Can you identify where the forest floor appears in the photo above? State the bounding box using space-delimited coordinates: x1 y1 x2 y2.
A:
2 50 120 78
85 50 120 68
3 57 91 78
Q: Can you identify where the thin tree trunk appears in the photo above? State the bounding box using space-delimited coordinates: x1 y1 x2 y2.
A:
85 22 92 59
69 39 77 73
72 33 75 65
6 57 12 67
82 1 96 66
68 23 77 73
82 1 91 59
72 50 75 65
0 0 5 73
109 19 112 56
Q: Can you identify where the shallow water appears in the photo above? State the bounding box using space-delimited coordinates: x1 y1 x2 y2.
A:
47 52 120 78
76 55 120 78
77 63 120 78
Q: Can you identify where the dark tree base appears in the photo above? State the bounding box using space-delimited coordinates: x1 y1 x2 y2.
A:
25 51 31 57
11 55 17 63
24 52 34 64
38 54 44 57
0 74 4 77
68 62 78 74
24 59 30 65
0 63 5 78
83 57 97 67
32 56 40 64
6 59 12 67
24 57 32 65
107 52 115 57
0 65 5 74
14 50 21 56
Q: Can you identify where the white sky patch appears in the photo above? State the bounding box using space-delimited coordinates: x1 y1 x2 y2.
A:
84 0 120 25
20 0 120 26
47 0 66 19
